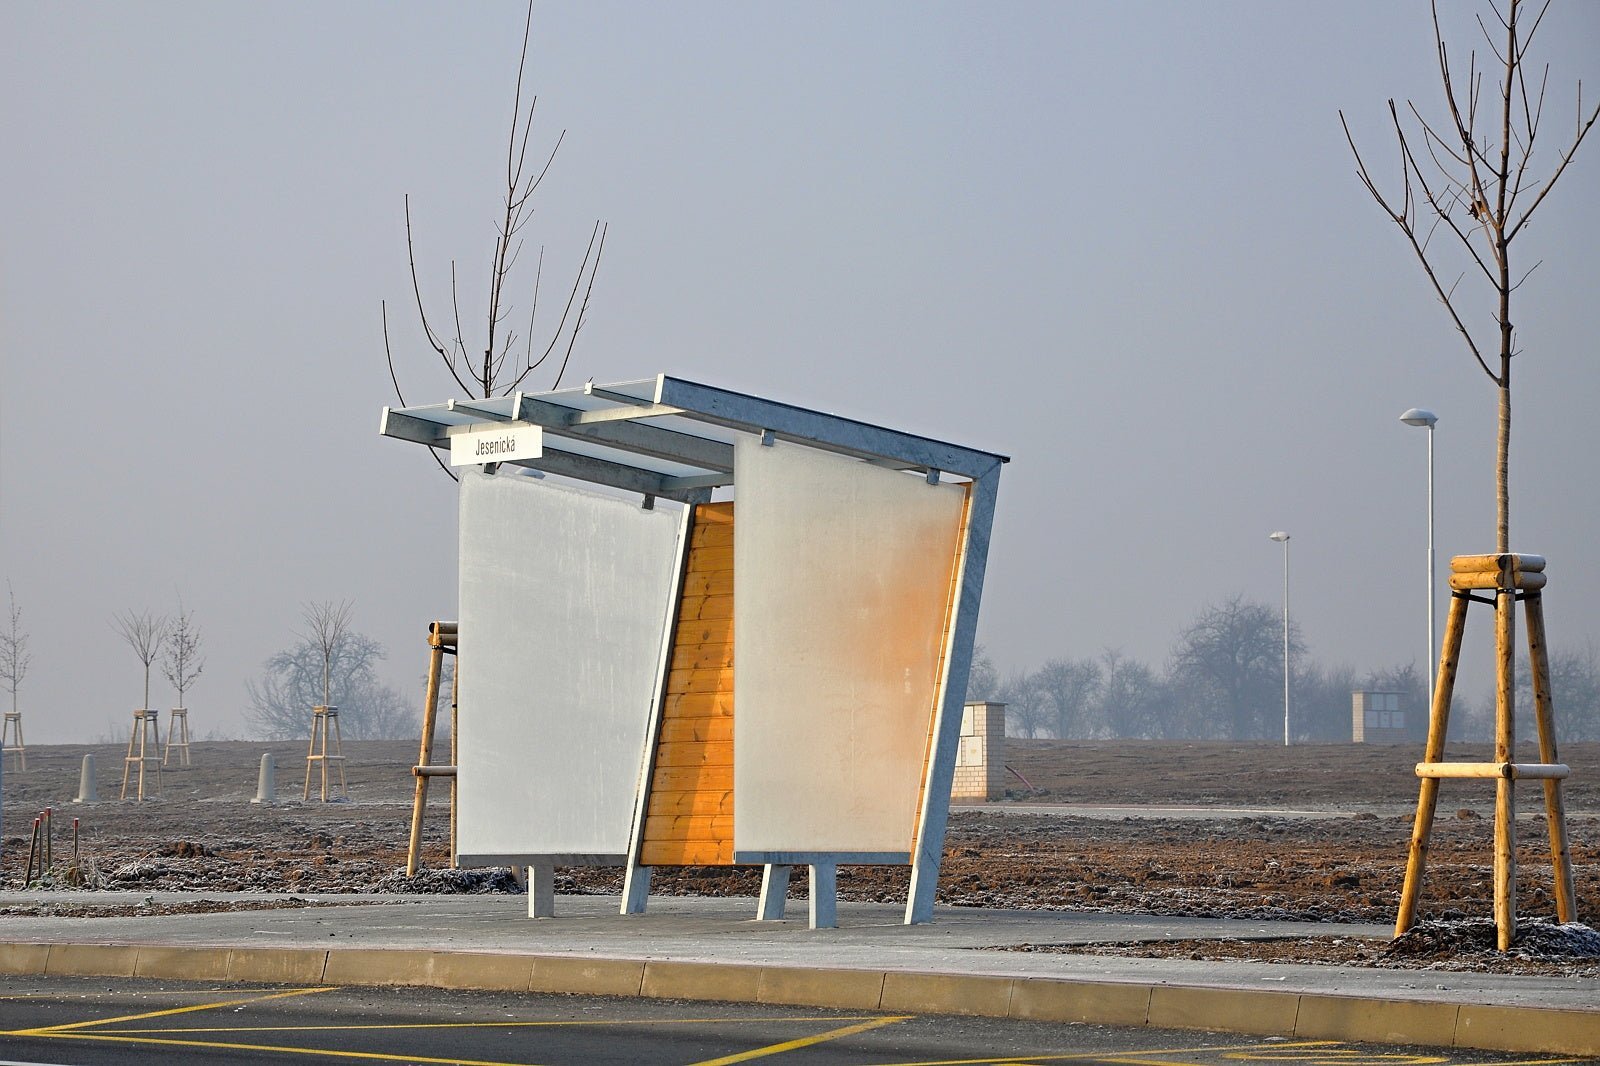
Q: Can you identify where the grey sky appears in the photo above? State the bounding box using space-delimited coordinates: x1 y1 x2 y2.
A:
3 2 1597 742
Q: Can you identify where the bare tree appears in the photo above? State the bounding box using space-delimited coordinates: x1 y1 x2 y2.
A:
113 610 168 710
1170 596 1303 740
1035 657 1103 740
161 601 205 709
1341 0 1598 553
0 583 30 717
245 630 416 741
384 0 607 479
301 600 353 709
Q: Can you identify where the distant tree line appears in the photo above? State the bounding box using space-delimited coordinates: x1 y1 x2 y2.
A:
245 601 419 742
967 595 1600 743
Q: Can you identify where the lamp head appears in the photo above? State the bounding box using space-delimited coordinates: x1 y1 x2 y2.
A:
1269 531 1290 543
1399 408 1438 428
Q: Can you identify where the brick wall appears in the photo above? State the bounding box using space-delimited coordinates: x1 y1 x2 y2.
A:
951 701 1007 800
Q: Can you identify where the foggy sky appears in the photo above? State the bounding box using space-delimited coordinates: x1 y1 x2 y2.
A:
3 2 1598 742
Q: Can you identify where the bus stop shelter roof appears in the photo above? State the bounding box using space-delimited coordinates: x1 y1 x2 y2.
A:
380 374 1008 504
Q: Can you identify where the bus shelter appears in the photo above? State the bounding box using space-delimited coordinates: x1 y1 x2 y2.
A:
380 374 1006 926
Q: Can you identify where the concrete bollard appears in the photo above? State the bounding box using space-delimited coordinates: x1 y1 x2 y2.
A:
251 753 276 805
73 754 99 804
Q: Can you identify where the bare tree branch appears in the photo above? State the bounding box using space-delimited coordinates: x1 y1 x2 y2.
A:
388 0 607 434
113 609 168 711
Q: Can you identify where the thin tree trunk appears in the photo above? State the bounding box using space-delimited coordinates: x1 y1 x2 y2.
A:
1497 377 1510 554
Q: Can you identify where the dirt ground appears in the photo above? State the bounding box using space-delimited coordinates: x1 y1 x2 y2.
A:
2 739 1597 976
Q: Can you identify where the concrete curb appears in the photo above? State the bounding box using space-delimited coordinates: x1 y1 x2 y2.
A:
1 941 1594 1056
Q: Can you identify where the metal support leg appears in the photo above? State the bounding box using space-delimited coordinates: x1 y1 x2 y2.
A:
757 864 791 920
528 861 556 919
621 864 652 915
808 862 837 930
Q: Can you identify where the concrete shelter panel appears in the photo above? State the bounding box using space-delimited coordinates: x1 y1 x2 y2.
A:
457 471 682 858
732 438 966 854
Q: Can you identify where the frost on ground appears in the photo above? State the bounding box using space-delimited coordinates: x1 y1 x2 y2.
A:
3 738 1596 976
1003 919 1600 977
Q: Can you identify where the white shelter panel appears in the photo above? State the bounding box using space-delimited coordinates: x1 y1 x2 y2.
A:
732 439 967 854
457 471 682 860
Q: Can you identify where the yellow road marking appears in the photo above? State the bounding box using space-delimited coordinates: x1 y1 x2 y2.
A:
686 1014 913 1065
853 1040 1360 1065
25 1031 548 1066
7 986 335 1036
90 1013 887 1035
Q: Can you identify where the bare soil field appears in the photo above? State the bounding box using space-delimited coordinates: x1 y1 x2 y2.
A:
3 739 1597 975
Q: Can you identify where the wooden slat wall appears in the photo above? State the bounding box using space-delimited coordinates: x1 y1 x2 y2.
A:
639 502 736 867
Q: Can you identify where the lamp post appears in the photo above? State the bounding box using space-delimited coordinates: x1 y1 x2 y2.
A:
1269 531 1290 746
1399 408 1438 706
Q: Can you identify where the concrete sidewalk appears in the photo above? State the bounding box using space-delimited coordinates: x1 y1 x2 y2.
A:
1 891 1595 1056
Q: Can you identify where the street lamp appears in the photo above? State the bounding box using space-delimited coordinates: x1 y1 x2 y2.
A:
1399 408 1438 706
1269 531 1291 746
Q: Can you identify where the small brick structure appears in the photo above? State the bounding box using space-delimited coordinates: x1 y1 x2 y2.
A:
951 701 1007 800
1351 690 1411 744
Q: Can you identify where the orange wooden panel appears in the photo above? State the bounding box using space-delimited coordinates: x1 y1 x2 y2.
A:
690 523 734 547
694 503 735 526
654 740 733 768
644 814 732 840
640 840 732 866
659 717 733 745
672 619 732 648
661 691 734 718
669 643 734 671
678 594 734 621
667 666 735 693
681 569 734 597
641 500 737 867
648 788 735 817
686 546 734 572
651 763 734 793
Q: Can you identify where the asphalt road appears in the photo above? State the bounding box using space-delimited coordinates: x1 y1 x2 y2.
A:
0 976 1588 1066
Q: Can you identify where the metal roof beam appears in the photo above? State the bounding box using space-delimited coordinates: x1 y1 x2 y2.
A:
653 376 1006 480
506 445 713 505
379 407 450 445
514 394 734 473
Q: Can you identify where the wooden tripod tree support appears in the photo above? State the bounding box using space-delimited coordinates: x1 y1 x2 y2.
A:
2 711 25 772
303 706 347 802
1396 553 1578 951
406 620 458 877
120 709 162 800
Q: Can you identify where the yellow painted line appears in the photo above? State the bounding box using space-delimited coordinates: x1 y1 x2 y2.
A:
856 1040 1353 1065
29 1031 544 1066
93 1013 886 1035
687 1014 913 1065
7 986 335 1036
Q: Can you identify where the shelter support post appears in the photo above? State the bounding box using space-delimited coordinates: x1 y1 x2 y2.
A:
528 861 556 919
905 466 1000 925
808 863 837 930
757 864 791 920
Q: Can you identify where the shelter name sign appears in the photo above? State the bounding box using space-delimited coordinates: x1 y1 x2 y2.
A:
449 421 542 467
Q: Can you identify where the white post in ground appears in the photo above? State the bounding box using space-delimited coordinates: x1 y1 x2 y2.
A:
251 753 276 805
73 754 99 804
